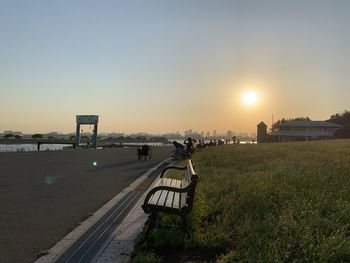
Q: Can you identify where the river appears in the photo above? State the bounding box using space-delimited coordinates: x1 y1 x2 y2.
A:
0 144 68 152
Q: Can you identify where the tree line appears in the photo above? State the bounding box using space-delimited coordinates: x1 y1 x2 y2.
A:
327 110 350 138
3 134 43 139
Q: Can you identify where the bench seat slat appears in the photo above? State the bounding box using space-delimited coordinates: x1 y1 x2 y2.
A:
171 179 177 187
154 178 171 187
160 178 171 186
149 190 162 205
173 192 180 209
157 190 169 206
165 190 175 208
180 192 187 208
157 178 182 187
148 190 188 210
172 178 182 187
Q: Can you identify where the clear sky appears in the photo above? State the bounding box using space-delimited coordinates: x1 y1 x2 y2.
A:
1 0 349 134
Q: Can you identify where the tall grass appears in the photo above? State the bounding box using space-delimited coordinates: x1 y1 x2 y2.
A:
132 140 350 262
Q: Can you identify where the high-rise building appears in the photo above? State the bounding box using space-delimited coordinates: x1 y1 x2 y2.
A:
184 129 193 137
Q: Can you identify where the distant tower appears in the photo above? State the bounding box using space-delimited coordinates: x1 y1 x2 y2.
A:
257 121 267 143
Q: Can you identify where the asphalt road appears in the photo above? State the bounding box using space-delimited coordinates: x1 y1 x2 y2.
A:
0 146 172 263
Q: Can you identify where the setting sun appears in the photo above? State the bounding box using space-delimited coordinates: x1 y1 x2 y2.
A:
243 91 258 105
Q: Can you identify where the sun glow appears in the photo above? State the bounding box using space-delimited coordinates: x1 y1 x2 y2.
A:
243 91 258 105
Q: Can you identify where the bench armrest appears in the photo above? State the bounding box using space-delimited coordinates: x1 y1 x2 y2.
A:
159 165 187 178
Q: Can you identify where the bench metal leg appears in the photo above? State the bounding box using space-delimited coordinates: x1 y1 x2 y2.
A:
181 215 190 237
145 212 158 235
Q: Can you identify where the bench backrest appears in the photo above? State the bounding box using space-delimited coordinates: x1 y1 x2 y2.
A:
180 159 198 211
181 159 195 182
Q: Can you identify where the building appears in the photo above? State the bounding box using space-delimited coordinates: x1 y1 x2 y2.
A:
184 129 193 137
272 120 341 141
257 122 268 143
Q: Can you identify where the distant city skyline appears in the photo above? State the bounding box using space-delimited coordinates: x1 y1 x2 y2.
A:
2 128 257 138
1 1 349 134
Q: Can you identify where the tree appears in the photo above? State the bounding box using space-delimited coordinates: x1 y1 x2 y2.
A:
32 134 43 139
328 110 350 138
14 135 22 139
328 110 350 125
3 134 14 139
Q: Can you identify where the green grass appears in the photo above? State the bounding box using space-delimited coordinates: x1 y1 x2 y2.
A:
132 139 350 262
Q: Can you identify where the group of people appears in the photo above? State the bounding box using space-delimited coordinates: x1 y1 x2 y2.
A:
137 145 152 160
197 138 226 148
172 137 197 160
172 137 241 159
140 136 239 161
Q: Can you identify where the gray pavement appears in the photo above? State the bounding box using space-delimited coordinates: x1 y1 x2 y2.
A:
0 147 172 263
35 157 172 263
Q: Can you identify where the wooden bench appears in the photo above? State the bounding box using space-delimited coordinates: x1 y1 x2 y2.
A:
142 159 198 234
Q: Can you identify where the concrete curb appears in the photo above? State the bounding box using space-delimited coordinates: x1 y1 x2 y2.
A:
35 158 172 263
94 160 177 263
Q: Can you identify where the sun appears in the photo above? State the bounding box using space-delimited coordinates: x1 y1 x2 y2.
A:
243 91 257 105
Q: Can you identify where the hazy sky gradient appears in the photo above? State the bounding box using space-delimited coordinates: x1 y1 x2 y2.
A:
1 0 349 134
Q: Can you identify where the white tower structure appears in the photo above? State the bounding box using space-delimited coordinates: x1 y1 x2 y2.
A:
75 115 99 149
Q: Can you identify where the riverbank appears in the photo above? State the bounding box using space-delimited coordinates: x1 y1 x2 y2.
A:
132 139 350 262
0 137 173 152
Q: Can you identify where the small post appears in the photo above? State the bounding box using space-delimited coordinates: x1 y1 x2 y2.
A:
75 123 80 148
92 123 98 149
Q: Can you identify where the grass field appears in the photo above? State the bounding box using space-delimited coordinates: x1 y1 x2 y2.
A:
132 140 350 262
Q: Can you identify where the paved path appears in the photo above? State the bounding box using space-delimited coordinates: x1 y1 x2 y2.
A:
0 147 172 263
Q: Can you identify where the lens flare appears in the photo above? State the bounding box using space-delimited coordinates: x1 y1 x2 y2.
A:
45 176 55 185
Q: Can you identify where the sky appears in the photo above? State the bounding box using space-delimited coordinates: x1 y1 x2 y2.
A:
1 0 349 134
